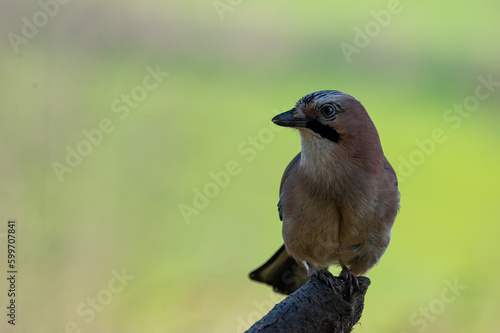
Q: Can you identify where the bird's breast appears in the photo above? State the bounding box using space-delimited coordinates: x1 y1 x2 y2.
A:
280 173 371 268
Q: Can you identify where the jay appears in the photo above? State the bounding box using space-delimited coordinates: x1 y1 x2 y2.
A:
249 90 400 295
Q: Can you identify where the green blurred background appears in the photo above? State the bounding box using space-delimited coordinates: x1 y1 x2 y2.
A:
1 0 499 332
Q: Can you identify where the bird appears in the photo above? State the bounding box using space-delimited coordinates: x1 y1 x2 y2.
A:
249 90 400 295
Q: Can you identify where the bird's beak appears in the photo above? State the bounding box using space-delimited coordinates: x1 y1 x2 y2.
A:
272 109 312 128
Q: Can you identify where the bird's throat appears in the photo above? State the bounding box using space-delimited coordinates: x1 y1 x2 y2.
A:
299 129 338 182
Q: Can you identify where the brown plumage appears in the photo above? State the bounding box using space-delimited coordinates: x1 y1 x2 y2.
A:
250 90 400 295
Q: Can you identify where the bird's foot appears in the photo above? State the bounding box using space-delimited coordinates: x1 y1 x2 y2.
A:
339 266 360 301
309 268 339 295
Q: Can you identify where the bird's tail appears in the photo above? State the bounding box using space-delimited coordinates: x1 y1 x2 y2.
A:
249 245 309 295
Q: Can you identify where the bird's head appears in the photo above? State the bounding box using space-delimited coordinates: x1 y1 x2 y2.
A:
272 90 375 144
272 90 384 174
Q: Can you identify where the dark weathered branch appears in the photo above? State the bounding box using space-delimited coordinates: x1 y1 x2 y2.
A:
245 271 370 333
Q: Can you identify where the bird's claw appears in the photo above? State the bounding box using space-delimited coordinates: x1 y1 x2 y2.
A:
311 269 338 295
339 267 359 301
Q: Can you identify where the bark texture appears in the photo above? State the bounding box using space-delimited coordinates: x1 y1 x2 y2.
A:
245 271 370 333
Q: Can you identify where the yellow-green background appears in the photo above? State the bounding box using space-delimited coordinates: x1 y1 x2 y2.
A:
1 1 499 332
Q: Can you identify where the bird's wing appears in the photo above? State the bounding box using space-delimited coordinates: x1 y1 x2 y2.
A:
277 193 284 221
249 153 308 295
384 158 398 188
277 153 301 221
279 153 301 193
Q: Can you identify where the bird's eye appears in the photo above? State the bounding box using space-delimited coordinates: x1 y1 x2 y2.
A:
320 105 335 117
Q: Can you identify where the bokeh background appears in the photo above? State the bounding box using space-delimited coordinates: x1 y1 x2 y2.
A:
1 0 500 332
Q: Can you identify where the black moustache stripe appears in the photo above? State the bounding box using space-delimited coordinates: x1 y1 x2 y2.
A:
306 120 340 142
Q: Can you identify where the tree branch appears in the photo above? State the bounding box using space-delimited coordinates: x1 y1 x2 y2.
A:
245 271 370 333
